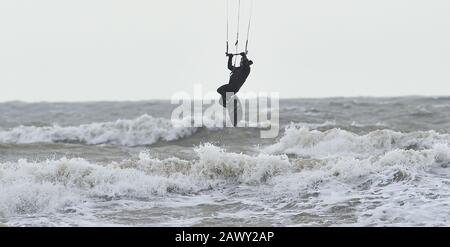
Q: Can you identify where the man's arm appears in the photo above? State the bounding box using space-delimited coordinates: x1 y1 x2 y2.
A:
227 54 234 71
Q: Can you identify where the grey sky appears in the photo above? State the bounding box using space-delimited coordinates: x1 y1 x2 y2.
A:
0 0 449 102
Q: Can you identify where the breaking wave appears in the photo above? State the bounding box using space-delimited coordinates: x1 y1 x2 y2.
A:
1 141 450 226
265 125 450 159
0 144 290 217
0 115 197 146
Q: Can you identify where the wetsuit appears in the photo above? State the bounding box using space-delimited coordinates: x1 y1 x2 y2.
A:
217 54 252 107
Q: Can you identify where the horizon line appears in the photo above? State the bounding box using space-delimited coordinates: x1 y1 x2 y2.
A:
1 95 449 104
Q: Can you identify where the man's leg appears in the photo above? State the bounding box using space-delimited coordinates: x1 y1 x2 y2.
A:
217 85 228 108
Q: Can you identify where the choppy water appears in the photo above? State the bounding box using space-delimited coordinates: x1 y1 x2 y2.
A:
1 97 450 226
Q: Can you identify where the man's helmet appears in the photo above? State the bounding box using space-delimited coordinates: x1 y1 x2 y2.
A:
240 56 253 66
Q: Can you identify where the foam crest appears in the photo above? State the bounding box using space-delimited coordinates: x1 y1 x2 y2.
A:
2 140 450 226
267 143 450 225
0 158 206 216
265 125 450 158
192 144 291 184
0 114 197 146
0 144 292 217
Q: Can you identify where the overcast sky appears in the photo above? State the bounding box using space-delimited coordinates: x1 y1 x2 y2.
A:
0 0 449 102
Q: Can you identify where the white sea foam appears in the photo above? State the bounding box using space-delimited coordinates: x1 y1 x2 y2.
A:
191 144 290 184
0 144 290 218
265 125 450 159
0 114 197 146
268 143 450 226
2 136 450 226
0 157 197 217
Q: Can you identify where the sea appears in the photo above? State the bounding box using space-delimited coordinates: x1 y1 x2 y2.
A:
1 97 450 226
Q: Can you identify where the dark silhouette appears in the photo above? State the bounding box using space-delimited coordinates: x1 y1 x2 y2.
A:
217 52 253 107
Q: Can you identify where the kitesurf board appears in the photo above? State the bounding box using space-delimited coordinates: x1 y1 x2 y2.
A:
226 96 243 127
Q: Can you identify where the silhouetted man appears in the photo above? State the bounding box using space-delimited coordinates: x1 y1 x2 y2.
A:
217 52 253 107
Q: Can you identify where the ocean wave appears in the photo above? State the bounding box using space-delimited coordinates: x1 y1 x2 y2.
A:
286 121 387 131
350 121 387 128
289 121 337 129
268 142 450 226
0 144 290 217
1 142 450 226
274 144 450 191
265 125 450 158
0 114 197 146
